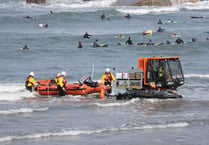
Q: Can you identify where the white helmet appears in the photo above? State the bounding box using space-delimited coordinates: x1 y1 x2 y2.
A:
61 71 66 76
106 68 110 73
57 73 61 77
29 72 34 76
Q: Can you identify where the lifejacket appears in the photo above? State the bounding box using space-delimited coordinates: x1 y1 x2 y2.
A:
25 75 37 87
101 72 115 83
56 75 67 87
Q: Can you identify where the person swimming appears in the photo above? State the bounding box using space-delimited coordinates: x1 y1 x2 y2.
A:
124 13 131 19
125 37 133 45
21 45 29 50
175 37 184 44
101 12 106 20
78 41 83 48
83 32 91 39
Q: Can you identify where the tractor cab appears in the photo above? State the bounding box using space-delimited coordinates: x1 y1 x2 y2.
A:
139 56 184 89
115 56 184 99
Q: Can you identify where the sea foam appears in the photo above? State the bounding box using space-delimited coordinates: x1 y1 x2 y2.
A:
0 122 189 142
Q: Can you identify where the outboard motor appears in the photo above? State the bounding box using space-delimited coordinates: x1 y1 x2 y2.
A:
81 76 98 88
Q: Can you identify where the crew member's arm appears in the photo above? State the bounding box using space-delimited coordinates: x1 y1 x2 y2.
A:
30 77 37 87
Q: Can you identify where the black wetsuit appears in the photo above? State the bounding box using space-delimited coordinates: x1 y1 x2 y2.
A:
101 14 105 20
126 39 133 45
175 38 184 44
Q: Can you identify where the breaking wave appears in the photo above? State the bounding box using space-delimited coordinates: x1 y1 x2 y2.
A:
184 73 209 79
92 98 139 107
0 83 37 102
0 122 189 142
0 0 209 13
0 107 48 115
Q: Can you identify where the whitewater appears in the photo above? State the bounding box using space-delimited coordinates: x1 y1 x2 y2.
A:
0 0 209 145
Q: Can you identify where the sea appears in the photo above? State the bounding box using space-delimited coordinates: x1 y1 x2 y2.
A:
0 0 209 144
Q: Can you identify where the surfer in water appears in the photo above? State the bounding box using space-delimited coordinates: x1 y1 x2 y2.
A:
190 16 205 19
192 38 197 42
23 15 32 19
175 37 184 44
124 13 131 19
93 39 99 47
21 45 29 50
125 37 133 45
157 19 163 24
101 12 106 20
166 40 171 44
83 32 91 39
146 39 154 45
44 24 48 28
157 27 165 33
78 41 83 48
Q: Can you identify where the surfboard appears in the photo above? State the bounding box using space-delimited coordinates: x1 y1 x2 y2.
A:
163 21 177 24
38 24 48 28
99 44 108 47
90 44 108 47
137 42 163 46
118 42 125 45
172 34 181 38
114 35 125 39
143 30 153 36
154 42 164 46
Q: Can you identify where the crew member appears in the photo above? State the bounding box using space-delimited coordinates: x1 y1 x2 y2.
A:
101 68 115 94
54 73 61 84
25 72 37 92
125 37 133 45
175 37 184 44
56 71 67 96
158 62 165 86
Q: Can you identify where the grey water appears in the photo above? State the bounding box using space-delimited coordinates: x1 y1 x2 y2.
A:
0 0 209 145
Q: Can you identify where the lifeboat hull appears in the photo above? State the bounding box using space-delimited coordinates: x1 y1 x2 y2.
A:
35 80 110 96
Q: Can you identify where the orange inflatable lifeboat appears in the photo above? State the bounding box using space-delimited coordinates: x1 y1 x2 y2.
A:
35 76 111 96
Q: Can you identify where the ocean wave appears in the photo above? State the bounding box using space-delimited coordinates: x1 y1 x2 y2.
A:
184 74 209 79
0 83 24 93
92 98 139 107
0 122 189 142
0 83 37 102
0 107 48 115
116 6 180 15
0 0 117 11
1 0 209 13
47 0 117 8
116 1 209 15
180 1 209 10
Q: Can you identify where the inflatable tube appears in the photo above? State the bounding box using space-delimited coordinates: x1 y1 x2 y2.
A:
35 79 111 96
